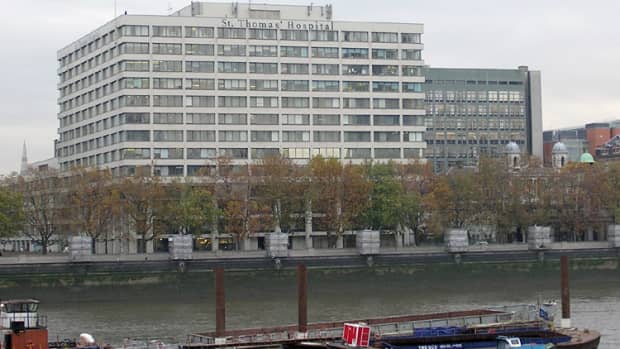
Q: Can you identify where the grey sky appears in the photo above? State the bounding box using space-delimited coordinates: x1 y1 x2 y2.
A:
1 0 618 175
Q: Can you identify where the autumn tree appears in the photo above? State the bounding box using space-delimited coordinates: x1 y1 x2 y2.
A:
0 185 23 239
162 182 217 236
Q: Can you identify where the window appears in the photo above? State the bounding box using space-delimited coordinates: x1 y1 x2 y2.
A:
250 96 278 108
343 98 370 109
312 64 339 75
153 148 184 159
402 82 423 93
345 148 371 159
119 25 149 37
373 98 400 109
250 79 278 91
186 113 215 124
342 31 368 42
280 46 309 57
251 114 278 125
152 26 181 37
282 148 310 159
219 130 248 142
187 130 216 142
248 45 277 57
153 130 183 142
403 115 423 126
119 42 149 54
120 113 150 124
120 95 149 106
152 43 181 55
343 114 370 125
218 96 247 108
187 148 217 159
310 31 338 41
217 28 246 39
152 78 182 89
281 80 309 91
374 115 400 126
186 96 215 107
401 49 422 60
372 32 398 43
342 81 369 92
121 78 149 89
401 33 421 44
217 44 246 56
342 64 369 75
185 26 214 38
218 79 247 90
281 63 309 74
186 61 214 73
218 62 246 73
312 47 338 58
121 60 149 72
154 166 184 177
252 148 280 159
218 113 247 125
372 49 398 60
122 130 150 141
121 148 150 160
372 65 399 76
375 148 400 158
313 131 340 142
282 131 310 142
342 48 368 59
251 131 279 142
153 95 183 107
152 60 182 72
403 148 422 158
344 131 370 142
281 97 310 108
185 44 214 56
186 78 214 90
313 114 340 125
280 30 308 41
153 113 183 124
312 80 339 92
402 65 422 76
249 62 277 74
373 82 399 93
249 28 277 40
219 148 248 159
312 98 340 109
404 132 423 142
403 98 424 109
282 114 309 125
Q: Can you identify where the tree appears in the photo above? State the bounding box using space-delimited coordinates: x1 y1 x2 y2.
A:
163 182 217 236
0 186 23 239
364 162 404 231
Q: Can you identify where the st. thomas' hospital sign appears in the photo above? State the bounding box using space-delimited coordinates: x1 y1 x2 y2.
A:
221 19 335 31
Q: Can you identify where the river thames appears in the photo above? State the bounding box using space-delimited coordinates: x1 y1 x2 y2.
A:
3 268 618 348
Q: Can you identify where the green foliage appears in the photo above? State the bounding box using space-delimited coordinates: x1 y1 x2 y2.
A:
0 187 23 238
164 184 218 235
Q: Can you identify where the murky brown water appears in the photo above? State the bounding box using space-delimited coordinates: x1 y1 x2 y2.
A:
3 268 619 348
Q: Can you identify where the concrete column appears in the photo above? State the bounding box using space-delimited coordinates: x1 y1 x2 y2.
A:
336 235 344 249
395 231 403 249
304 200 313 250
211 197 219 252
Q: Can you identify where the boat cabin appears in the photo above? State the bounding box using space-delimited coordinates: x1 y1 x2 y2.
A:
496 336 549 349
0 299 48 349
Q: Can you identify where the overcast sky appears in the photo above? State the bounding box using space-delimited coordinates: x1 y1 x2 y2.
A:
0 0 618 175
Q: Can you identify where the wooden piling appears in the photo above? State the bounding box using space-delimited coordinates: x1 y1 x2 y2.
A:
560 255 570 326
215 266 226 337
298 264 308 333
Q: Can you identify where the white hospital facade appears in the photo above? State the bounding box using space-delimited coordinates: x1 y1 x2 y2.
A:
55 2 426 176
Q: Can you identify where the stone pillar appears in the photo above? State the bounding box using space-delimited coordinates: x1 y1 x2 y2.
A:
608 225 620 248
528 226 552 250
169 235 193 260
445 229 468 253
265 232 288 258
357 230 380 255
395 231 403 249
336 235 344 249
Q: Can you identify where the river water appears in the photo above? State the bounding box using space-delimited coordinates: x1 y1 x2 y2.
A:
2 269 619 348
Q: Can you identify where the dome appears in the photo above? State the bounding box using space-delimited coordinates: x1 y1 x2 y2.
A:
552 142 568 153
579 152 595 163
504 142 520 154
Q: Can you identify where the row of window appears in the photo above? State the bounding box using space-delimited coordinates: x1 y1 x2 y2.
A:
426 103 525 116
426 118 527 130
426 90 524 102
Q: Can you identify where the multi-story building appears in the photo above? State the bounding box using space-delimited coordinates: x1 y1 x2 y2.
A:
543 127 587 164
543 121 620 164
423 66 542 173
55 2 426 176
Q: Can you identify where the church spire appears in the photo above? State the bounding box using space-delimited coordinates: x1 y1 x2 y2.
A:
20 141 28 175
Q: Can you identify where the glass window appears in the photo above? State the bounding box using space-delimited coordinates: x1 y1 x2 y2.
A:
372 65 399 76
250 79 278 91
186 130 216 142
153 148 184 159
219 130 248 142
281 63 309 74
218 79 247 90
310 31 338 41
343 114 370 125
403 98 424 109
313 114 340 125
280 46 309 57
373 81 399 93
374 131 400 142
251 114 278 125
282 131 310 142
218 96 247 108
217 28 246 39
120 95 149 107
252 148 280 159
402 65 423 76
344 131 371 142
121 77 150 89
280 30 308 41
186 96 215 107
120 113 150 124
282 114 309 125
374 115 400 126
153 130 183 142
402 82 423 93
281 97 310 108
218 113 247 125
371 32 398 43
345 148 371 159
312 98 340 109
248 45 277 57
342 98 370 109
403 115 423 126
219 148 248 159
403 148 422 159
342 48 368 59
312 64 339 75
152 60 182 72
312 148 341 158
152 95 183 107
185 61 214 73
314 131 340 142
312 80 339 92
342 81 369 92
342 64 369 75
249 28 277 40
186 78 215 90
121 148 150 160
250 96 279 108
281 80 309 91
185 44 214 56
282 148 310 159
121 60 150 72
185 26 214 38
311 47 339 58
218 62 246 73
186 113 215 124
373 98 400 109
401 33 421 44
187 148 217 159
403 132 423 142
342 31 368 42
152 43 182 55
374 148 400 159
249 62 277 74
152 78 182 89
251 131 279 142
119 25 149 37
401 49 422 60
152 26 181 37
119 42 149 54
372 49 398 60
153 113 183 124
217 44 246 56
122 130 150 141
154 165 184 177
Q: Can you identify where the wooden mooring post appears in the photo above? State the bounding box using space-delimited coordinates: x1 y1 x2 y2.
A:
560 255 571 328
215 266 226 337
297 264 308 336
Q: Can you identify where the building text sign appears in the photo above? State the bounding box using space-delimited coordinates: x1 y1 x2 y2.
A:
221 19 335 31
